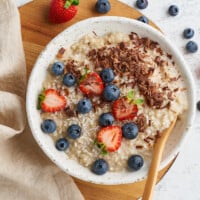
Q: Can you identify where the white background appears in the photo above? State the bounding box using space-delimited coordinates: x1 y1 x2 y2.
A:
17 0 200 199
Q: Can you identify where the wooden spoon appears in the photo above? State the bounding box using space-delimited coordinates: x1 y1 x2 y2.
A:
142 117 177 200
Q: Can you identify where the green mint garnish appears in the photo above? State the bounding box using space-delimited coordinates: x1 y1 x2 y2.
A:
93 139 108 156
79 67 90 83
127 90 134 102
37 94 45 110
37 88 45 110
101 150 108 156
134 99 144 105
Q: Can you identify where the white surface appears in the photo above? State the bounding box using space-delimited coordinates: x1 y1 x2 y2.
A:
119 0 200 199
26 16 195 185
16 0 32 7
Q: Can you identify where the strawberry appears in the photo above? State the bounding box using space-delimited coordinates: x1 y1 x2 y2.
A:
79 72 104 95
112 97 138 121
49 0 79 24
97 126 122 152
38 89 67 112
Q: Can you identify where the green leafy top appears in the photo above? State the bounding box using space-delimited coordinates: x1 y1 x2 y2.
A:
37 89 45 110
64 0 79 9
94 139 108 156
79 67 91 83
126 90 144 105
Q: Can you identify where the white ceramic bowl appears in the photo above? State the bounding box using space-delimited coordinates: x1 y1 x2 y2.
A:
26 16 196 185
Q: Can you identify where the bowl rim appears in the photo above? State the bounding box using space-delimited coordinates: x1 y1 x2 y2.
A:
26 16 196 185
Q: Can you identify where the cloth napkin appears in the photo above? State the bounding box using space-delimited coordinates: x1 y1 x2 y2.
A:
0 0 84 199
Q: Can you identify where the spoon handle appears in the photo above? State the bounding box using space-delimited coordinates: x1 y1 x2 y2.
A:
142 119 177 200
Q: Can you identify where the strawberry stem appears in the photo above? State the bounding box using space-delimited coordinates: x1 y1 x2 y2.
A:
64 0 72 9
72 0 79 5
64 0 79 9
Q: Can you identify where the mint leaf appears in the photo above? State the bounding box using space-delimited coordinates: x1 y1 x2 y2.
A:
127 90 134 102
134 99 144 105
79 67 90 83
37 94 45 110
94 140 108 156
101 150 108 156
37 88 46 110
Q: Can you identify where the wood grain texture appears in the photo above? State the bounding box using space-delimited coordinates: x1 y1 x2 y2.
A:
19 1 172 199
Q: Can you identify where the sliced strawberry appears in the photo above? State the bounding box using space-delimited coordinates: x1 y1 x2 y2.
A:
112 97 138 121
97 126 122 152
79 72 104 95
39 89 67 112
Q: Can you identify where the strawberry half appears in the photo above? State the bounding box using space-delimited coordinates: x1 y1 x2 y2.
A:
49 0 79 24
97 126 122 152
112 97 138 121
38 89 67 112
79 72 104 95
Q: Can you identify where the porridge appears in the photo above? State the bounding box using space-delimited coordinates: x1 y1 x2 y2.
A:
38 32 188 174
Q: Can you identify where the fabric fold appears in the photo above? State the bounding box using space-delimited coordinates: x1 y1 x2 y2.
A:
0 0 84 199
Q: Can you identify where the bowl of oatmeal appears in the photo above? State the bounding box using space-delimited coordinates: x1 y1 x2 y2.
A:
26 16 195 184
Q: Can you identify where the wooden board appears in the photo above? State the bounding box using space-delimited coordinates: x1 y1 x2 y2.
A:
19 1 172 199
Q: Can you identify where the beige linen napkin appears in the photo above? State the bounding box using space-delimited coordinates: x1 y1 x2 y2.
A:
0 0 84 199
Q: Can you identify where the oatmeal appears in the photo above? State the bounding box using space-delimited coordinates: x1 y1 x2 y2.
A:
38 32 188 173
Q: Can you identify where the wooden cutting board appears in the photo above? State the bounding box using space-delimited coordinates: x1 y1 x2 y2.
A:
19 1 172 199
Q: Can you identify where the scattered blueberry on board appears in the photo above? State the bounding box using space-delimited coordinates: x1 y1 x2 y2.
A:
197 101 200 111
63 73 76 87
77 98 92 114
183 28 195 39
67 124 82 139
186 41 198 53
122 122 139 140
99 113 114 127
95 0 111 14
100 68 115 83
92 159 109 175
137 16 149 24
41 119 56 133
128 155 144 171
168 5 179 16
55 138 69 151
103 84 120 101
51 61 64 76
136 0 148 9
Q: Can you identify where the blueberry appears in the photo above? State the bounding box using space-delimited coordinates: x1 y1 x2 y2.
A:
136 0 148 9
51 62 64 76
186 41 198 53
63 73 76 87
99 113 114 127
67 124 82 139
100 68 115 83
41 119 56 133
197 101 200 111
55 138 69 151
95 0 111 14
77 98 92 114
128 155 144 171
168 5 179 16
137 16 149 24
122 123 139 140
103 84 120 101
92 159 109 175
183 28 194 39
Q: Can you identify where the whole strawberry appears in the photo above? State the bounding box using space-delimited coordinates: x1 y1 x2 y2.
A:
49 0 79 24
